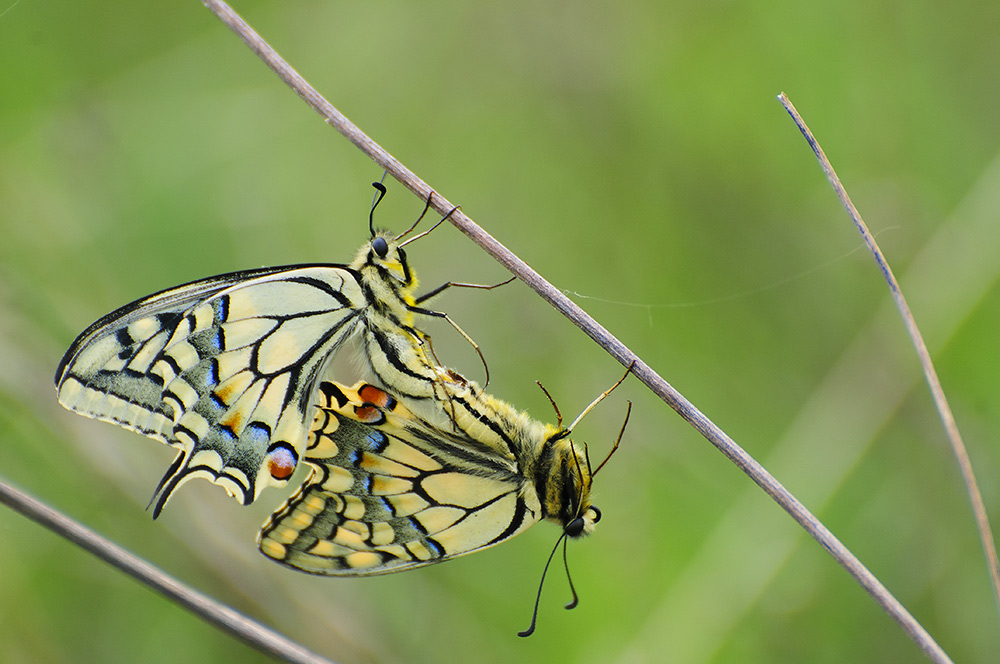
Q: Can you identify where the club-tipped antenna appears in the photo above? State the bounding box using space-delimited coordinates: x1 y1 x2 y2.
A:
518 531 568 637
369 180 388 237
562 536 579 610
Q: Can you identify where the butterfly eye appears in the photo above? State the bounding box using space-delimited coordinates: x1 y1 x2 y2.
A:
564 516 586 538
372 237 389 258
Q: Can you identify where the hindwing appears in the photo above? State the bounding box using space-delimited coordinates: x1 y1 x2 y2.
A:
258 381 543 575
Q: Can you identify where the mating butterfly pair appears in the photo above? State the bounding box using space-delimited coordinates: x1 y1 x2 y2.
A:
54 184 626 630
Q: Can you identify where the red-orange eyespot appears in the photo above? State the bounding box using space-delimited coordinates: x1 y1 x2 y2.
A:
358 384 396 410
267 445 297 480
354 405 384 424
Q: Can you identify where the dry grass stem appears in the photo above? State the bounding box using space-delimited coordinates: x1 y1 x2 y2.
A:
779 92 1000 619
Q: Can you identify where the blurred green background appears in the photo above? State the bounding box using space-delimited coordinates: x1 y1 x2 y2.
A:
2 0 999 662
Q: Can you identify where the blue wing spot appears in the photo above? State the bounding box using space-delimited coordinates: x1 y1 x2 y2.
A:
190 328 223 357
424 537 445 557
363 430 388 453
214 295 230 323
408 515 428 536
244 421 272 447
216 425 238 443
212 327 224 352
374 496 392 517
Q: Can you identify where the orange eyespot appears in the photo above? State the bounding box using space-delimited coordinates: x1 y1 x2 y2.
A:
266 445 297 480
358 384 396 409
354 405 384 424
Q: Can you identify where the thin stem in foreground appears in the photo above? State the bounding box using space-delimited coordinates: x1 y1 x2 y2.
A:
196 0 953 661
0 481 335 664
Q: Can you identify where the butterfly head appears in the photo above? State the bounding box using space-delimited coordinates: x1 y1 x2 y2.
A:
356 230 414 289
542 433 601 539
537 375 630 542
519 426 618 638
360 181 417 288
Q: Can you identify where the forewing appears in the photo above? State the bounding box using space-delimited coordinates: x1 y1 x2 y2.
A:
55 270 259 441
258 381 541 575
55 265 365 512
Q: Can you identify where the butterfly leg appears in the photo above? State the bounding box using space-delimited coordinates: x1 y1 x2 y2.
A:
408 303 496 388
565 362 634 433
414 276 516 305
534 380 564 429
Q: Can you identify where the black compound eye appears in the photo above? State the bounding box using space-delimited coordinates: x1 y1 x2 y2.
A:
564 516 586 538
372 237 389 258
591 506 602 524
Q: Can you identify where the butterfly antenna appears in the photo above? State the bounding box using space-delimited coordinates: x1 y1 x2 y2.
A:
564 446 588 612
562 536 579 610
518 531 568 637
369 181 388 237
593 400 631 477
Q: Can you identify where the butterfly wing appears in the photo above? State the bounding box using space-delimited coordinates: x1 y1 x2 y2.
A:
258 381 543 575
55 264 367 513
